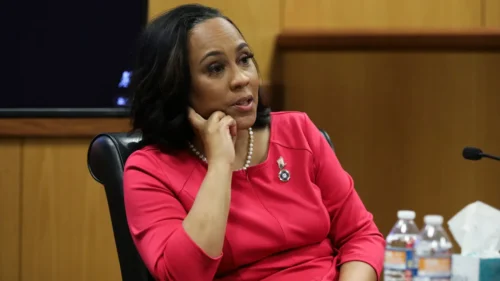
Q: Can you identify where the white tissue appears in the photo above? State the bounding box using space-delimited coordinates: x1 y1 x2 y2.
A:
448 201 500 258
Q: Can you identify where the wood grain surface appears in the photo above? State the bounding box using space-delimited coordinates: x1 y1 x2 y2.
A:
277 28 500 51
0 118 131 137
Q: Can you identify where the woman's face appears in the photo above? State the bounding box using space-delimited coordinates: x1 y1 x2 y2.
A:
188 17 259 130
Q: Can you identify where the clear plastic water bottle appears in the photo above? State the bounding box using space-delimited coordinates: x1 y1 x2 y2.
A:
384 210 420 281
414 215 453 281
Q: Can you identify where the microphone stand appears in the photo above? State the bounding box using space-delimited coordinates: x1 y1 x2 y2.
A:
480 153 500 161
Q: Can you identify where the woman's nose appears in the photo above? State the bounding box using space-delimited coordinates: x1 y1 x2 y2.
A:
230 68 250 91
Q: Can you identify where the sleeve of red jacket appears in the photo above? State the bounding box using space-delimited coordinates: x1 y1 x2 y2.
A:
123 149 222 281
302 113 386 279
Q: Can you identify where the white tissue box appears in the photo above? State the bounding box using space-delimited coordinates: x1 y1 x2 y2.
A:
451 254 500 281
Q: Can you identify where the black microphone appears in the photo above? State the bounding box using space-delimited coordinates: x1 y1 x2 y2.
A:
462 146 500 161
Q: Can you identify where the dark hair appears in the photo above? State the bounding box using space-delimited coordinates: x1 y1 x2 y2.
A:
129 4 271 152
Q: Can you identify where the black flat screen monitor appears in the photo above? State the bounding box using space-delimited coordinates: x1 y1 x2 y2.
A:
5 0 148 117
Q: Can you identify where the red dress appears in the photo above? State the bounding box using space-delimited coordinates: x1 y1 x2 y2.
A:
123 111 385 281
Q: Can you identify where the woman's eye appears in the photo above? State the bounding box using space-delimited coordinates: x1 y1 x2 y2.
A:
208 63 224 74
241 53 254 65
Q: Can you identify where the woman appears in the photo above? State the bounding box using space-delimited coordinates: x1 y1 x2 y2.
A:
124 4 385 281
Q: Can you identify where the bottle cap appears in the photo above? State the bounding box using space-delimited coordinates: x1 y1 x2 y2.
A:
424 215 443 225
397 210 416 220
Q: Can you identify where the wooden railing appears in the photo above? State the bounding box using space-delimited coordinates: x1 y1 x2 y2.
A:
0 118 130 137
276 28 500 51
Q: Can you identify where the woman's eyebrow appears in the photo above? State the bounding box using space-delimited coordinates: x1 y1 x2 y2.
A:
199 42 249 64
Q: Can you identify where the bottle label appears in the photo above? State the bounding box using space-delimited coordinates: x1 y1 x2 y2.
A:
416 257 451 280
384 247 417 281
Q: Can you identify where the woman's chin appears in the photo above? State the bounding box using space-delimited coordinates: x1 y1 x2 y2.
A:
235 114 257 130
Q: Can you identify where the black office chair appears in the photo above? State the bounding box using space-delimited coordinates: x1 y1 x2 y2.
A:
87 129 334 281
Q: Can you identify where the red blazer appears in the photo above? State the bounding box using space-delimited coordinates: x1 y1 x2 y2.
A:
123 111 385 281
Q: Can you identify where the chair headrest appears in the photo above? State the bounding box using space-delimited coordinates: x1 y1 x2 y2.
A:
87 131 143 185
319 129 334 151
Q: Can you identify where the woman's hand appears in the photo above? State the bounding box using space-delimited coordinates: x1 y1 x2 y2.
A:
188 107 237 166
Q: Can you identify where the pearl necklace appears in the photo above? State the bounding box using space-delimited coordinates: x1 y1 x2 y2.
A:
188 128 254 171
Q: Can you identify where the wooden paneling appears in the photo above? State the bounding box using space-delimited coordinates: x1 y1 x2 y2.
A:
282 52 500 237
0 118 130 137
20 139 120 281
276 29 500 51
148 0 281 81
0 139 22 281
283 0 482 29
485 0 500 26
